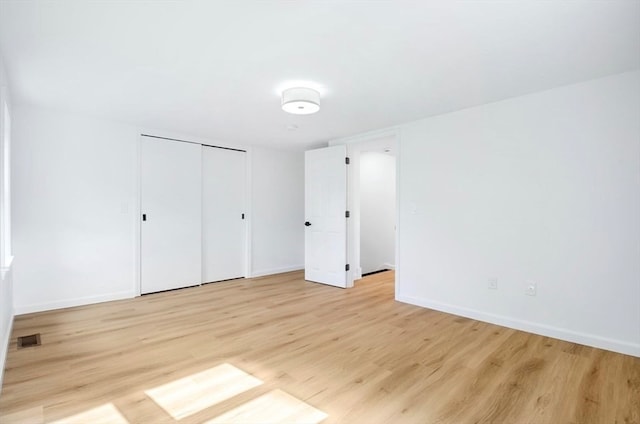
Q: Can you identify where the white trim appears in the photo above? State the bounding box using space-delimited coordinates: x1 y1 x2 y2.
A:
135 134 142 296
244 148 253 278
330 129 400 288
249 265 304 278
0 312 13 395
383 263 396 270
14 290 135 315
354 266 363 280
0 256 13 397
0 255 13 279
397 294 640 358
328 127 401 147
137 127 250 152
394 127 402 301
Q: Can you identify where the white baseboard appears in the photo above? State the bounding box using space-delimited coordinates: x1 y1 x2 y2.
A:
397 294 640 358
249 265 304 278
383 263 396 270
15 290 136 315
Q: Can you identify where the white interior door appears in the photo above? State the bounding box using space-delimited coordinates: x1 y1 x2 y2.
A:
305 145 348 287
141 136 202 294
202 146 246 283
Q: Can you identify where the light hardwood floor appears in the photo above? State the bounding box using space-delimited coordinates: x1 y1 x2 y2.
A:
0 271 638 423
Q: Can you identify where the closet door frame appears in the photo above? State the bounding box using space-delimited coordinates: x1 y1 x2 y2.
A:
135 133 252 296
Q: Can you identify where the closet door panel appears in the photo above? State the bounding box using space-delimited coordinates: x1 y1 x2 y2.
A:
202 147 246 282
141 137 202 294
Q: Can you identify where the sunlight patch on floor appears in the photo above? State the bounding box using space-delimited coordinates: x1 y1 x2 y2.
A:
49 403 128 424
145 363 263 420
205 389 327 424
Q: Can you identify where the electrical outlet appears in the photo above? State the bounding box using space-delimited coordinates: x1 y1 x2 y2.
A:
488 278 498 290
526 281 537 296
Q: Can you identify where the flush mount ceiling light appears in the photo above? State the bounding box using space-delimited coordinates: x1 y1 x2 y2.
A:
281 87 320 115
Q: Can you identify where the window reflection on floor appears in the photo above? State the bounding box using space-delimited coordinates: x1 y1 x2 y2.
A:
145 363 263 420
42 364 327 424
205 389 328 424
50 403 128 424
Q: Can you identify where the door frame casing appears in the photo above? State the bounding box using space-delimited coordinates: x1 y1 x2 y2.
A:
328 128 401 293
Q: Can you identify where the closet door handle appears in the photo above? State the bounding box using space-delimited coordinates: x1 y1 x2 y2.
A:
305 221 312 227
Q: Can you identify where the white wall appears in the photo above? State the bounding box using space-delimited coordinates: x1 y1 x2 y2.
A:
360 151 396 274
250 147 304 276
397 70 640 356
0 50 14 394
13 107 138 313
12 107 305 313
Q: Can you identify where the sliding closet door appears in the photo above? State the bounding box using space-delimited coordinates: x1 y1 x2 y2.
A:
202 146 246 283
141 137 202 294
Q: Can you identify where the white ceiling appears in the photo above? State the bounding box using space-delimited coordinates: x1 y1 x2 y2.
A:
1 1 638 150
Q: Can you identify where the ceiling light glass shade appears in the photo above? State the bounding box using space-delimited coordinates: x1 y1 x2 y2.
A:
281 87 320 115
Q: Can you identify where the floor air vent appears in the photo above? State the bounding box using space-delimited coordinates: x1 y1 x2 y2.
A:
17 333 41 349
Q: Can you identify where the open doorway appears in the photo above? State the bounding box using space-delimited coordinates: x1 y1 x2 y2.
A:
360 149 396 277
340 133 398 290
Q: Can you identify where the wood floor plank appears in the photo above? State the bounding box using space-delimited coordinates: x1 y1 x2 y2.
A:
0 270 638 423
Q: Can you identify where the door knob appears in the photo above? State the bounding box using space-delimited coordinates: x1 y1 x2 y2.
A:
305 221 312 227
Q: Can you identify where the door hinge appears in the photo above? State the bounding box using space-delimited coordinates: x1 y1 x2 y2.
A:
345 210 350 218
345 157 350 165
345 264 350 272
